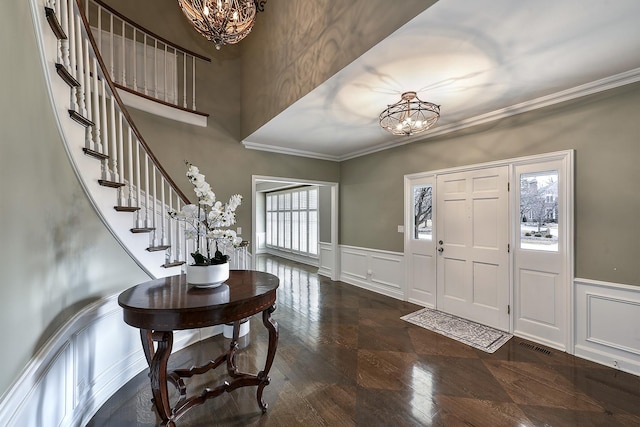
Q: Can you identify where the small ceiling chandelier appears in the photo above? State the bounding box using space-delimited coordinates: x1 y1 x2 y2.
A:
379 91 440 136
177 0 266 50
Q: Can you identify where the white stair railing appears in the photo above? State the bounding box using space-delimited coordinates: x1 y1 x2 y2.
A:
83 0 210 112
40 0 249 276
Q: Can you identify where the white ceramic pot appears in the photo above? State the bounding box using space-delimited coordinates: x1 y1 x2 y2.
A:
186 262 229 288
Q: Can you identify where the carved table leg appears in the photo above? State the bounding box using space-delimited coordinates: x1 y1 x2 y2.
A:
226 321 241 378
142 329 187 401
257 304 279 413
148 331 174 423
140 329 155 366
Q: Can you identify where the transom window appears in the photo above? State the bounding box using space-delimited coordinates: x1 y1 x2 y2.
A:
266 187 318 257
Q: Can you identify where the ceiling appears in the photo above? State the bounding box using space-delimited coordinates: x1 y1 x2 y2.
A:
243 0 640 161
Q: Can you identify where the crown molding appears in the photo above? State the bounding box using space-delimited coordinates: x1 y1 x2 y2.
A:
394 67 640 146
242 140 341 161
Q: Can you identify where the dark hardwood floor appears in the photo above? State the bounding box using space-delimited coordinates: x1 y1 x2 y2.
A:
88 255 640 426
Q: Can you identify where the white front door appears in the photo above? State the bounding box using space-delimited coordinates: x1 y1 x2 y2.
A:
436 166 510 331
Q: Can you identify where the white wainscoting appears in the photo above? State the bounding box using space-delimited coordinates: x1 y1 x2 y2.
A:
339 245 404 300
256 232 267 253
574 278 640 376
317 242 333 278
0 293 221 427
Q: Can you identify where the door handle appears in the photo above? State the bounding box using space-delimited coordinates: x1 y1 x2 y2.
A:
437 247 444 253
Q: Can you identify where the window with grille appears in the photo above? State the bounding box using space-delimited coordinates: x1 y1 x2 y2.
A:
265 187 319 257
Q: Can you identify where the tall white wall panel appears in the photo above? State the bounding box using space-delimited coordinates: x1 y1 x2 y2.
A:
575 278 640 376
340 245 404 300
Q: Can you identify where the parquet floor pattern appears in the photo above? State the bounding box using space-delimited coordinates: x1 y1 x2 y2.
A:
88 255 640 426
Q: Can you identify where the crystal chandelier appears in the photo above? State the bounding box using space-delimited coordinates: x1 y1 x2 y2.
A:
177 0 265 50
379 91 440 136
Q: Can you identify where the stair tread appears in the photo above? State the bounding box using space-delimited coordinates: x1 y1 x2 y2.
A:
98 179 125 188
55 63 80 88
69 110 94 127
114 206 140 212
163 261 186 268
147 245 170 252
45 7 67 40
83 147 109 160
130 227 155 233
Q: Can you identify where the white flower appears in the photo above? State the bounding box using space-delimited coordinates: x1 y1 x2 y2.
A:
193 181 212 198
199 189 216 206
228 194 242 210
169 162 243 264
186 164 199 176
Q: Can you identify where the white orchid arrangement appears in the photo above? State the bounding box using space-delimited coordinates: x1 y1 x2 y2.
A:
169 161 243 266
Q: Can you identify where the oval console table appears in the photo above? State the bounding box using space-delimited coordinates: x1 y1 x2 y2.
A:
118 270 279 426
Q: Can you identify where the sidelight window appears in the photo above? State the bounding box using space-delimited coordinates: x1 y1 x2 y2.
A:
413 184 433 240
519 171 559 252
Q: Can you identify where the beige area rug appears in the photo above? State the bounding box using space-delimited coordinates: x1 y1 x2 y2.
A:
401 307 512 353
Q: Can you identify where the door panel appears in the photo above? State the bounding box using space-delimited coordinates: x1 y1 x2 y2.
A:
473 262 499 307
444 258 466 300
411 253 434 293
444 199 466 245
436 166 509 331
473 198 500 248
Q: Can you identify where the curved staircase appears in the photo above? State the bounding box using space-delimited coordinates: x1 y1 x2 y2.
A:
40 0 246 277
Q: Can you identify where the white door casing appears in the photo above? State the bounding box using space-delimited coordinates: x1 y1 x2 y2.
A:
435 166 510 331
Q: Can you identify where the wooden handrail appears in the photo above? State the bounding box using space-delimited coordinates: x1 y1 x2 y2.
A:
88 0 211 63
76 0 191 204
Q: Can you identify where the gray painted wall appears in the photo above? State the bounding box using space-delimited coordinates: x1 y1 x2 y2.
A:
0 1 149 396
319 185 332 243
340 83 640 286
241 0 435 137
